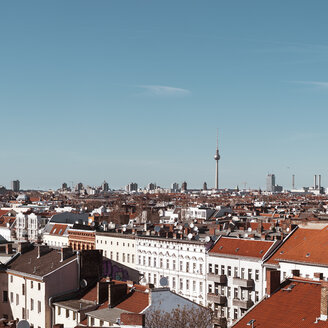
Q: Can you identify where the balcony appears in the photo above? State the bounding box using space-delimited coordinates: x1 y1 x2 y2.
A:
207 293 227 305
232 277 254 288
232 298 254 309
213 316 227 328
207 273 227 284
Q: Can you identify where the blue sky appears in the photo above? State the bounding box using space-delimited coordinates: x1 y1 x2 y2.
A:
1 1 328 190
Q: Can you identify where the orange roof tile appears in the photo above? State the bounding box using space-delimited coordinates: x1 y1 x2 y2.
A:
116 290 149 313
209 237 274 259
50 224 68 236
233 279 328 328
266 227 317 265
274 226 328 266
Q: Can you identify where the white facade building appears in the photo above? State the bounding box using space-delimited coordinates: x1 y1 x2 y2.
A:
136 236 207 305
95 232 136 269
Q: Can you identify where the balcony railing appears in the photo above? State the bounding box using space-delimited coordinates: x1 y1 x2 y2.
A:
207 273 227 284
232 277 254 288
207 293 227 305
212 316 227 328
232 298 254 309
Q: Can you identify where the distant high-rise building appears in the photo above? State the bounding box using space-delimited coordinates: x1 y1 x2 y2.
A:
171 182 179 192
181 181 187 192
266 174 275 192
102 180 109 192
62 182 68 190
75 182 83 192
203 182 207 190
147 183 156 191
11 180 20 192
126 183 138 192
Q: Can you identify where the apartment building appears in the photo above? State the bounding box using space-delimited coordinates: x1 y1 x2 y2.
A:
95 232 136 269
135 235 208 305
207 237 279 327
5 245 78 328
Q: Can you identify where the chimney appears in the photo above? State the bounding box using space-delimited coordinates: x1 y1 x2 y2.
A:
17 242 32 254
291 269 300 277
314 272 323 281
266 270 280 296
60 246 74 262
5 243 13 254
314 175 317 189
320 282 328 321
108 282 127 308
37 245 50 258
97 281 109 304
120 313 145 327
319 175 322 189
292 174 295 189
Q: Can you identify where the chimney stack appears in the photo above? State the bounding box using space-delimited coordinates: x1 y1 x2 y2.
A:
320 282 328 321
314 175 317 189
97 281 109 304
37 245 50 258
292 174 295 189
266 270 280 296
60 246 74 262
319 175 322 189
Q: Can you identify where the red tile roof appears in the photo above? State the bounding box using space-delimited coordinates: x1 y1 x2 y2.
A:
50 224 69 236
273 226 328 266
209 237 274 259
266 227 317 265
116 290 149 313
0 210 9 217
233 279 328 328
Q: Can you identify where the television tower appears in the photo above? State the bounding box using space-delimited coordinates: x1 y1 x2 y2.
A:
214 131 220 190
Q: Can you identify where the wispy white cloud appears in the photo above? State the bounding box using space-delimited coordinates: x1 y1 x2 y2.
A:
292 81 328 89
138 85 191 97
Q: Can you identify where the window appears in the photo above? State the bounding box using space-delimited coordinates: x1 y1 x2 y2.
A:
199 264 203 274
228 266 232 277
16 294 19 305
154 274 157 285
193 280 196 292
31 281 33 289
255 269 259 281
221 265 225 275
22 307 25 319
208 284 212 293
117 253 120 261
110 251 113 259
73 312 76 320
22 284 25 295
214 264 219 274
173 260 176 270
234 288 238 299
166 259 169 269
132 254 134 263
99 320 103 326
199 282 203 293
10 275 13 283
123 253 126 262
214 282 219 294
2 291 8 303
138 255 141 265
38 301 41 313
160 258 163 268
30 298 34 311
227 287 231 298
38 283 41 291
172 277 176 289
255 291 259 302
154 257 157 267
10 292 13 303
248 269 252 280
66 309 69 318
234 308 238 319
180 278 183 290
234 267 238 277
241 268 245 279
127 254 130 263
91 317 95 325
193 262 196 273
186 262 189 273
180 261 183 271
58 307 61 315
143 256 146 266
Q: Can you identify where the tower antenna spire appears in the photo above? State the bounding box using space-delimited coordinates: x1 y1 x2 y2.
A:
214 129 220 190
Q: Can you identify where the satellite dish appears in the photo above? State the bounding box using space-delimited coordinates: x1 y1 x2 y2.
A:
194 226 199 232
122 227 127 232
190 223 194 228
205 236 211 242
178 225 183 230
248 227 252 232
160 277 168 287
17 321 30 328
154 226 161 232
187 233 193 240
80 279 88 288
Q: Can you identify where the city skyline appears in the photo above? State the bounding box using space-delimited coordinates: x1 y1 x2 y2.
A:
1 1 328 189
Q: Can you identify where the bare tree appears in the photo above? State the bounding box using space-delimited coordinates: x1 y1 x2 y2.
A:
145 305 214 328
